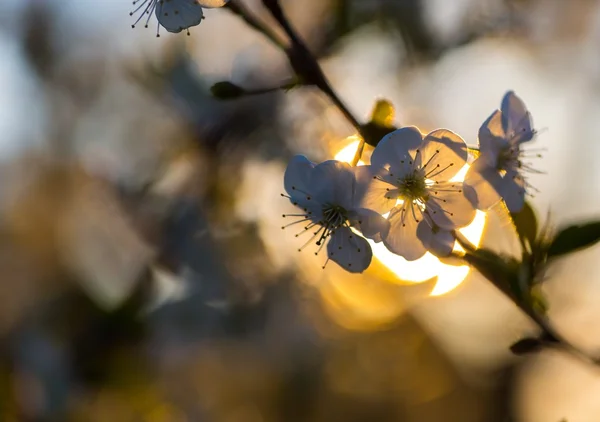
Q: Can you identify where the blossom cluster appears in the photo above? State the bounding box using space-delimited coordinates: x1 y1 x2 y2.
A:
283 91 538 273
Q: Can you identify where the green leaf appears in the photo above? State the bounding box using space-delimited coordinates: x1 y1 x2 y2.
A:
210 81 246 100
510 337 543 355
510 201 538 248
547 221 600 258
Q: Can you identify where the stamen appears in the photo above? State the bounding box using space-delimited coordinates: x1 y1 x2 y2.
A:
314 240 326 256
281 218 311 230
421 150 439 170
426 163 454 179
291 185 313 198
130 0 156 28
410 203 420 223
298 229 324 251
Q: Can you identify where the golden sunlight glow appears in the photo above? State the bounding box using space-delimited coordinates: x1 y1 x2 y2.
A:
335 138 366 165
335 139 486 296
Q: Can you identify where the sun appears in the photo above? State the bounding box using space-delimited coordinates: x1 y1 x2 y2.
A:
335 139 486 296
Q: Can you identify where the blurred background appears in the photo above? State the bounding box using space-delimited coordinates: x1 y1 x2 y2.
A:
1 0 600 421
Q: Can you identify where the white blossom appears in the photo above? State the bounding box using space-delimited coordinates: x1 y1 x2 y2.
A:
130 0 229 36
282 156 389 273
355 127 476 261
464 91 539 212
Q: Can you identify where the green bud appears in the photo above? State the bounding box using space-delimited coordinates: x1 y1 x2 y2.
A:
510 337 543 355
362 99 398 147
210 81 246 100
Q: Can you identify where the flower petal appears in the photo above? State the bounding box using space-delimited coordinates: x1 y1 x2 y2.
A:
326 227 372 273
417 129 467 181
352 165 397 214
383 203 427 261
196 0 229 8
501 170 526 212
478 109 507 166
371 127 422 177
426 182 476 229
311 160 355 208
284 155 317 206
349 208 390 243
156 0 205 33
416 222 454 257
501 91 534 145
463 158 503 210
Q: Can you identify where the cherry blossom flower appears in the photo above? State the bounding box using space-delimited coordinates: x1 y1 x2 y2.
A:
130 0 229 36
282 156 389 273
464 91 539 212
355 127 476 261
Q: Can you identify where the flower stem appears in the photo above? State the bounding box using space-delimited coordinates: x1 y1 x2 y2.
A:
453 232 599 366
245 78 300 97
351 139 365 167
224 1 288 50
227 0 371 164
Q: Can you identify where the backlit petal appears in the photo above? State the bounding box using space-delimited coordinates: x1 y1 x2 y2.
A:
353 166 397 214
501 91 534 145
417 129 467 181
478 109 507 166
349 208 390 243
284 155 316 206
426 182 476 229
327 227 372 273
371 127 422 177
311 160 354 208
417 222 454 257
383 203 427 261
463 158 503 210
501 170 526 212
197 0 229 7
156 0 204 33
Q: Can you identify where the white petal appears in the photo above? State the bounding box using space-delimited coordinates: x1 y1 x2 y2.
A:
311 160 354 208
463 158 503 210
196 0 229 8
478 110 507 166
426 182 476 229
383 203 427 261
156 0 204 33
326 227 372 273
352 165 396 214
417 222 454 257
501 91 534 145
501 170 526 212
349 208 390 243
284 155 316 206
371 127 422 177
417 129 467 181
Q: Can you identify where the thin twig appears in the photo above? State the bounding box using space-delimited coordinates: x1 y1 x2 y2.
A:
226 0 370 163
225 1 288 50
